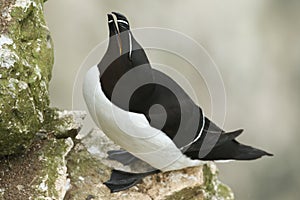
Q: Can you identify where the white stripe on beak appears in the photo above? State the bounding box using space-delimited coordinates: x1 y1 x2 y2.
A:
117 19 129 25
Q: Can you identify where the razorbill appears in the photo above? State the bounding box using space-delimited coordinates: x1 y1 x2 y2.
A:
83 12 273 192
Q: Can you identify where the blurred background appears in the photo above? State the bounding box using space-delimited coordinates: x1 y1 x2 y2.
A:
45 0 300 199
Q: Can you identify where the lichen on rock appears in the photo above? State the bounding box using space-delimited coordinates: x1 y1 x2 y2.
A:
0 111 85 200
64 129 234 200
32 137 74 200
201 164 234 200
0 0 54 156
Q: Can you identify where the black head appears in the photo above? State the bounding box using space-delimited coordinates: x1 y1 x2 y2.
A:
99 12 154 103
105 12 132 57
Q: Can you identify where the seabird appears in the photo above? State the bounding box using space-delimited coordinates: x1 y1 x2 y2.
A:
83 12 272 192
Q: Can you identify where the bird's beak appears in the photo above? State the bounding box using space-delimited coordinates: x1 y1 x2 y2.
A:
107 13 122 55
112 12 130 33
107 12 131 57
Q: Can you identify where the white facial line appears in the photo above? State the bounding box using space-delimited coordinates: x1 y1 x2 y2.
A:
117 19 129 25
129 32 132 58
180 111 205 150
108 20 114 23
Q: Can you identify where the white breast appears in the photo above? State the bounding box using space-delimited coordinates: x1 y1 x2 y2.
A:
83 66 204 171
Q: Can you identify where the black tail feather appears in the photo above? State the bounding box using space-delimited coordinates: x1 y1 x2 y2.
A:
217 129 243 145
186 125 273 160
104 169 160 192
202 139 273 160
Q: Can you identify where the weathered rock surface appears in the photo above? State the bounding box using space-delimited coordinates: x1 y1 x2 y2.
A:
0 0 54 156
65 129 234 200
0 110 85 200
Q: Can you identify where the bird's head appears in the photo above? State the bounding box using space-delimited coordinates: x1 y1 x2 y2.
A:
98 12 154 102
107 12 131 57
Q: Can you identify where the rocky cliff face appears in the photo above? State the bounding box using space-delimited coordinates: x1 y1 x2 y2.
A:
0 0 54 156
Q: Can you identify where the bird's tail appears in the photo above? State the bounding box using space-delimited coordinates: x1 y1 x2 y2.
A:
201 130 273 160
104 169 160 192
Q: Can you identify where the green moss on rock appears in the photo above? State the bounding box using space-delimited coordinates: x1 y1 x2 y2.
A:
31 137 73 200
65 143 111 200
201 164 234 200
0 111 84 199
43 110 86 140
165 186 204 200
0 0 54 156
163 164 234 200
